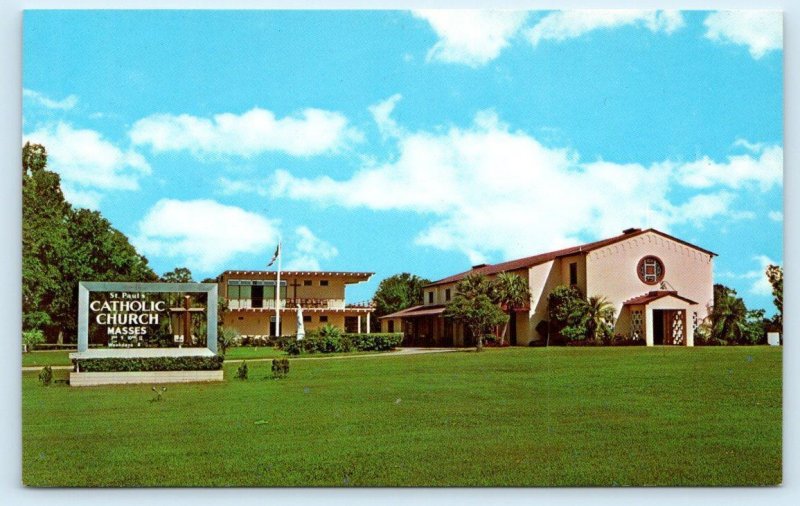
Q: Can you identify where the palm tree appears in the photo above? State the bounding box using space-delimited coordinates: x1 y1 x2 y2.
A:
585 295 615 342
711 284 748 342
491 272 530 345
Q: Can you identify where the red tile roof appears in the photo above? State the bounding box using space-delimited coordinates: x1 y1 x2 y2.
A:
623 291 698 306
426 228 716 288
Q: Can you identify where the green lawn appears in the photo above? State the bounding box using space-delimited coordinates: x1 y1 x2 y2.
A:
22 347 781 487
22 350 73 367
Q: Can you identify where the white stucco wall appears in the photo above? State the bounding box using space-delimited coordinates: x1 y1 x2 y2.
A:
526 259 562 344
585 231 714 340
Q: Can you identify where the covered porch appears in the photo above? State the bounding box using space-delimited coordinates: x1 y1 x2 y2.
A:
621 291 698 346
380 305 467 347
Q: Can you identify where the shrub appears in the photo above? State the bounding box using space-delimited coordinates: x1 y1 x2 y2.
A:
344 333 403 351
23 329 45 352
283 340 302 356
236 361 248 380
73 355 224 373
38 366 53 386
219 327 241 355
272 358 290 379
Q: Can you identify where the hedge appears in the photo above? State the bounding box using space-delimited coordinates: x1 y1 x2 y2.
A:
343 333 403 351
281 332 403 355
73 355 224 373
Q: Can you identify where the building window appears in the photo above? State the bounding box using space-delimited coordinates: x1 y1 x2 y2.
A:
428 291 434 304
569 262 578 286
637 256 665 285
303 280 312 286
319 315 328 323
445 288 451 301
320 280 329 286
303 315 312 322
263 281 287 300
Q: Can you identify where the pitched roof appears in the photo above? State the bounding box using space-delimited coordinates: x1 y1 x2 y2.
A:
622 291 698 306
379 304 446 319
426 228 716 288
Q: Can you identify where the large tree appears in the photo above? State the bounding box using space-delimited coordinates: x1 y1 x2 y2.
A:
372 272 431 317
710 284 764 344
22 142 157 342
491 272 530 345
444 274 508 351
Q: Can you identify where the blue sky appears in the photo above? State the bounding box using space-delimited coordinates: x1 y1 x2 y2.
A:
22 9 783 313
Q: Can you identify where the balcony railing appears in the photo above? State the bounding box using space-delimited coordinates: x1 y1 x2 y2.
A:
228 298 346 310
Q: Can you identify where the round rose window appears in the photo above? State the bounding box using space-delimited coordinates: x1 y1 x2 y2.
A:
637 256 665 285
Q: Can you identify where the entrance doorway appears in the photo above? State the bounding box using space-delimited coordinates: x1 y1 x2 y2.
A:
652 309 686 345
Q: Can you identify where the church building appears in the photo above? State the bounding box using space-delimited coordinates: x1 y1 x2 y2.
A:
381 228 715 347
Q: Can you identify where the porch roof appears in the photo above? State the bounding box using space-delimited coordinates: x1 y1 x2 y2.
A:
623 290 698 306
379 304 446 319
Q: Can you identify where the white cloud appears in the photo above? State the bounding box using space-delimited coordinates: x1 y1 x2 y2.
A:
412 10 529 67
271 108 776 262
284 226 339 271
369 94 404 138
674 145 783 192
23 89 78 110
526 10 684 46
216 176 271 197
704 11 782 59
24 122 151 207
60 186 102 210
133 199 279 273
768 210 783 222
130 107 362 158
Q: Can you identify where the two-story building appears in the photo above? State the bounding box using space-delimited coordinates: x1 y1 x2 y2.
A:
218 270 375 339
380 228 715 347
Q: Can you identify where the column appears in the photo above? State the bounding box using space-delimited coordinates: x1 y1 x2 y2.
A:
366 313 371 334
357 314 362 334
686 311 694 347
645 307 654 346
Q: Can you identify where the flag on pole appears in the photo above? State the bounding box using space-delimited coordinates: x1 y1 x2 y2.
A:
267 243 281 267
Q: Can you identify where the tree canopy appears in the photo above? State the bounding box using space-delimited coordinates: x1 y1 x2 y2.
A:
491 272 530 345
372 273 431 317
444 273 508 351
22 142 158 342
710 284 766 345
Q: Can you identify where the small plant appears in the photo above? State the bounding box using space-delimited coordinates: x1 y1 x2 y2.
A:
23 329 45 353
219 326 240 355
150 386 167 402
284 340 301 356
38 365 53 386
236 361 249 380
272 358 290 379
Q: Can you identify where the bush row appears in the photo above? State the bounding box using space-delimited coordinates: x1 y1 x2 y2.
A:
73 355 224 372
281 333 403 355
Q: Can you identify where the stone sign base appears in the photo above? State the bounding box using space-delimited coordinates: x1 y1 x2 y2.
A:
69 348 222 387
70 369 223 387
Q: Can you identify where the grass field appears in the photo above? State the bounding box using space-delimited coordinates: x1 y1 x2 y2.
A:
22 347 781 487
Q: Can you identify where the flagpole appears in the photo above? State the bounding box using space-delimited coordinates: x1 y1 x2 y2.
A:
275 241 282 337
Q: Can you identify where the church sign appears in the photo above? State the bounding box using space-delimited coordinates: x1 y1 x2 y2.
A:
77 281 218 354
